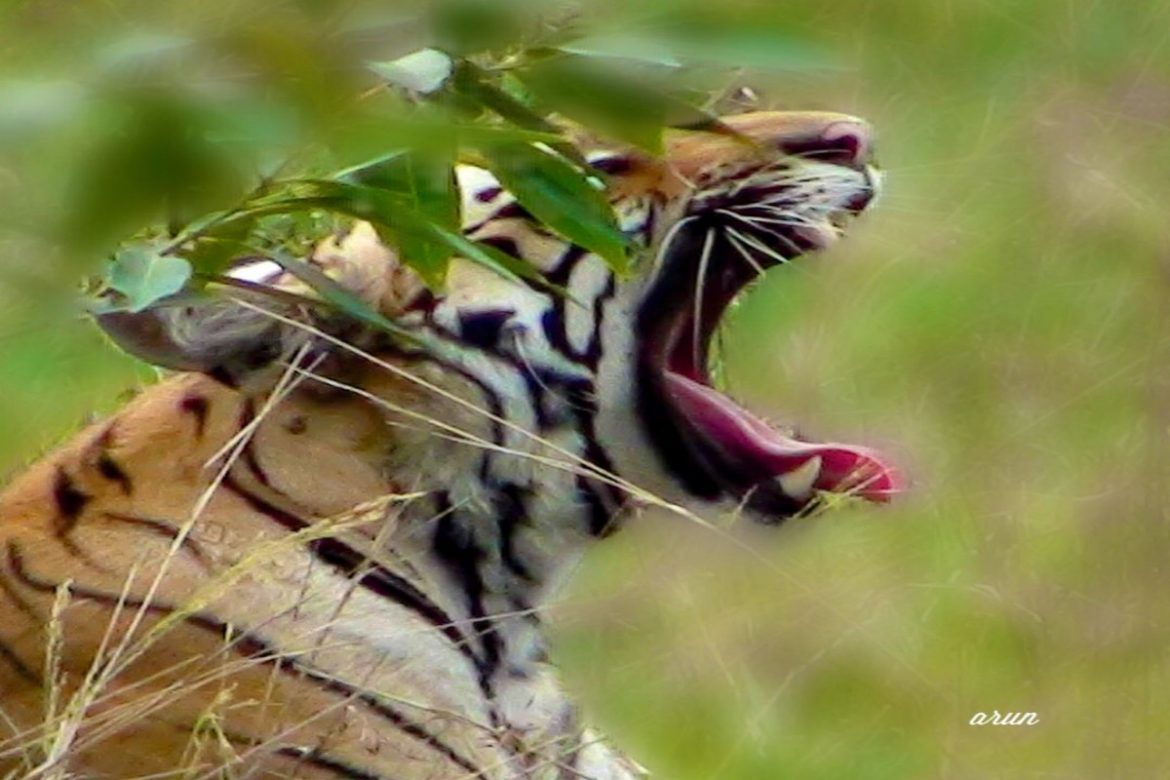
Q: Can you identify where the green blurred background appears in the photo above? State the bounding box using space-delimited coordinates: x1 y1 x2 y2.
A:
3 1 1169 778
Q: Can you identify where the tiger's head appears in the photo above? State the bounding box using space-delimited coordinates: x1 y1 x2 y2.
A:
588 111 897 520
97 111 898 526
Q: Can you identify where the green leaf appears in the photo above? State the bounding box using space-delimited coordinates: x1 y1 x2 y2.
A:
264 251 407 336
339 148 459 286
368 49 454 94
448 62 589 167
105 247 193 312
450 63 558 133
178 213 259 278
228 175 584 292
464 239 578 302
225 180 446 286
424 227 525 288
325 113 565 174
558 34 682 68
477 142 628 273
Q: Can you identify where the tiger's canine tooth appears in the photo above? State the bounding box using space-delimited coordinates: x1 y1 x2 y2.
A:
777 456 822 499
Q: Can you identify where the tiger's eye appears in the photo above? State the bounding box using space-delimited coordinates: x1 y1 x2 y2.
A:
589 155 636 176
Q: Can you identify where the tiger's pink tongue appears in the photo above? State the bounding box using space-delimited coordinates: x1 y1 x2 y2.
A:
663 372 899 503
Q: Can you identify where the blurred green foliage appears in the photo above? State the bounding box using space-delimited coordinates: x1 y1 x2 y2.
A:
2 0 817 310
3 1 1170 778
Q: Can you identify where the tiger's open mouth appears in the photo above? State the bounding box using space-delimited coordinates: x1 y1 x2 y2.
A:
635 132 899 520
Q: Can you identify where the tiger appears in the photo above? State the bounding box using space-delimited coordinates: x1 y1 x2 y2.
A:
0 110 897 779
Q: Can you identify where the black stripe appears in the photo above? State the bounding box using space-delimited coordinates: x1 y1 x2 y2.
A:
100 512 209 567
5 540 486 777
314 537 476 656
220 472 304 533
582 275 616 369
477 235 520 259
207 365 239 388
495 484 534 582
271 656 485 776
219 474 484 676
589 154 636 176
0 567 40 622
420 310 560 436
275 747 395 780
50 467 102 564
415 265 621 536
237 401 273 488
220 732 404 780
180 394 210 438
458 308 515 350
7 540 228 639
559 382 624 537
416 312 508 483
95 426 133 495
52 468 89 528
465 200 534 235
540 246 591 364
0 636 39 684
432 498 502 683
96 454 132 495
474 185 503 203
568 269 624 536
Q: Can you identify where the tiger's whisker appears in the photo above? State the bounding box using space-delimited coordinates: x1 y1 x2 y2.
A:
692 227 718 376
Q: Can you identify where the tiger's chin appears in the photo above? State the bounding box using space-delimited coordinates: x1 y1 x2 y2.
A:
635 132 899 521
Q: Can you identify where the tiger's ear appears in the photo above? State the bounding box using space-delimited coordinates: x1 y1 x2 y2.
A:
94 293 297 381
95 222 423 384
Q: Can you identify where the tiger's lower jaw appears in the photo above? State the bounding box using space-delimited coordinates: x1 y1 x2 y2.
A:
661 372 898 515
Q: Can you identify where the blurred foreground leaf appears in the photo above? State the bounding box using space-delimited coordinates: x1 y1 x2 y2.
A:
3 4 833 325
557 34 683 68
430 0 528 55
657 27 836 72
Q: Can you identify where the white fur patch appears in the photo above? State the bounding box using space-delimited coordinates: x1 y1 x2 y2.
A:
228 259 283 284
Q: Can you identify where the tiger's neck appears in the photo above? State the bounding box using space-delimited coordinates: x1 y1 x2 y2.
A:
214 329 630 725
177 234 650 727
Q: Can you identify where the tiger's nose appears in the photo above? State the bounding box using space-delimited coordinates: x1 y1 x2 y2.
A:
777 116 872 168
844 165 882 213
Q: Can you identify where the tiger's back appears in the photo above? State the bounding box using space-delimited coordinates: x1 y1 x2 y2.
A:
0 372 508 777
0 112 896 779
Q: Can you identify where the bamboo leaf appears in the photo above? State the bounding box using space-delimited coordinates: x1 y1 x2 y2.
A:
516 56 672 152
448 62 590 167
477 141 628 273
264 251 406 335
558 34 682 68
338 149 459 286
